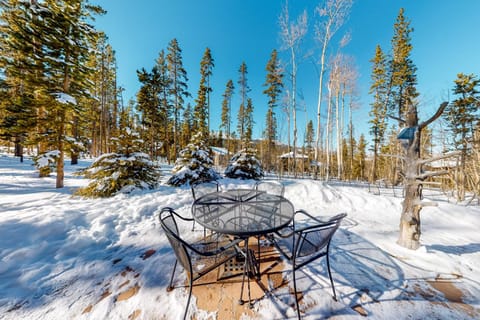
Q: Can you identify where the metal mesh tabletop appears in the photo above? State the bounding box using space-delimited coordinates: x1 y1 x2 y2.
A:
192 189 294 237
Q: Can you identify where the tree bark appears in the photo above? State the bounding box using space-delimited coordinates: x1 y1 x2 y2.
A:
397 102 448 249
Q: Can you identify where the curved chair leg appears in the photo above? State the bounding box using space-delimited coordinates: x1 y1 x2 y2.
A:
325 250 337 301
167 260 178 291
292 266 301 320
183 281 193 320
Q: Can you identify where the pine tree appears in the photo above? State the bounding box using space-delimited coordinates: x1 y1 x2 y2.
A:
181 103 193 148
0 0 104 186
167 38 190 159
167 132 221 186
75 127 160 197
0 0 42 162
244 98 254 146
389 8 418 119
262 49 283 171
305 120 314 157
443 73 480 200
155 49 173 162
136 66 163 159
237 62 250 147
353 134 366 180
224 147 264 180
83 33 118 158
369 45 388 182
194 47 214 135
220 79 234 154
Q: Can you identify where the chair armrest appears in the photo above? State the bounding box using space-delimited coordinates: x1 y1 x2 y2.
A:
161 207 194 222
271 225 295 239
188 237 244 256
294 210 347 225
294 209 327 224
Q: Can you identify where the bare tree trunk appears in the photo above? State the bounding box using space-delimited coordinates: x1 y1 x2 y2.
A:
336 90 342 179
397 102 448 249
325 82 333 181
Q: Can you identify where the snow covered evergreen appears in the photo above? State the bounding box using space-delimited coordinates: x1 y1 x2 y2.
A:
75 128 160 197
224 147 264 180
167 132 221 186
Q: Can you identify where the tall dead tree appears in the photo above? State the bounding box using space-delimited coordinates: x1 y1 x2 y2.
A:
395 100 459 249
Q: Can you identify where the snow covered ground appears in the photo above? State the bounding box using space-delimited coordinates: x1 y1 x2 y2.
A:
0 153 479 319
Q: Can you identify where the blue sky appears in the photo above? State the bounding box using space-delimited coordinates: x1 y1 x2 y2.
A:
93 0 480 144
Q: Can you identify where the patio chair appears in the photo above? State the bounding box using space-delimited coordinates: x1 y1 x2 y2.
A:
254 180 285 196
191 180 221 234
159 207 242 320
252 180 285 260
268 210 347 319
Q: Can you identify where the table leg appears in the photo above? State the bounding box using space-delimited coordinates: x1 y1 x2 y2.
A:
238 237 263 308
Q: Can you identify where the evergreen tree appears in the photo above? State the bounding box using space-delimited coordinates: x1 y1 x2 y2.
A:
224 147 264 180
244 98 254 146
0 0 104 187
389 8 418 120
167 132 221 186
220 79 234 154
262 49 284 170
369 45 388 181
0 0 42 162
443 73 480 200
155 49 173 161
181 103 193 148
353 134 366 180
75 127 160 197
193 47 214 135
237 62 250 147
136 66 162 159
167 38 190 159
86 33 118 159
305 120 314 156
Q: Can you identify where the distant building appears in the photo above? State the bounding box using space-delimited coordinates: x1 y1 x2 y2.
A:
279 151 309 172
210 146 229 167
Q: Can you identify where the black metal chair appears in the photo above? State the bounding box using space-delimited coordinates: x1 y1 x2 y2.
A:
253 180 285 262
159 207 242 319
254 180 285 196
269 210 347 319
159 207 242 320
191 180 221 235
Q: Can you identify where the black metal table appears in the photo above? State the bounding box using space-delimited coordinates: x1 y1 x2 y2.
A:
192 189 295 306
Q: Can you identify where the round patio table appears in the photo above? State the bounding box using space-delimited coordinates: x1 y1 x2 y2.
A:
191 188 295 306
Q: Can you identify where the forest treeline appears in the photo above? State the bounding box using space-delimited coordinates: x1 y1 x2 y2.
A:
0 0 478 202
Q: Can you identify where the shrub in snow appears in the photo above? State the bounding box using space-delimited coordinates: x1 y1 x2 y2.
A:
167 132 221 186
224 148 264 180
75 128 160 197
32 150 60 177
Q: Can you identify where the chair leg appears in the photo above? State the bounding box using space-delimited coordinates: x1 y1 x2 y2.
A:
292 267 301 320
257 236 261 271
191 220 196 232
167 260 178 291
182 280 193 320
326 252 337 301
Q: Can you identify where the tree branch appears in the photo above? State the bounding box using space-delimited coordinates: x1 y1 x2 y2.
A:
418 101 449 130
387 113 406 124
379 153 405 160
417 151 461 165
416 170 450 180
413 199 438 207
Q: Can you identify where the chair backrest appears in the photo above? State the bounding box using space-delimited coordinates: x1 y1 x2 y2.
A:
191 181 220 200
254 180 285 196
159 208 192 275
295 213 346 259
